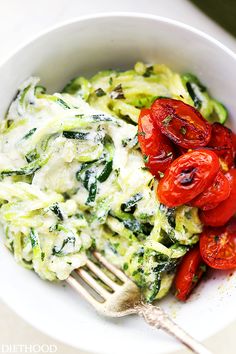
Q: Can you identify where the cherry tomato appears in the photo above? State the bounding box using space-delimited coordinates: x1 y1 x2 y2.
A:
174 246 206 301
157 149 220 207
232 133 236 161
226 218 236 233
190 171 231 210
200 219 236 270
206 123 234 170
151 98 212 149
200 169 236 227
138 109 175 177
233 133 236 148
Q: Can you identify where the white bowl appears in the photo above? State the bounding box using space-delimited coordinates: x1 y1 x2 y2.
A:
0 13 236 354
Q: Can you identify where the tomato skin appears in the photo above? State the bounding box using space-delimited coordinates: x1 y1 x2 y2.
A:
174 246 205 301
200 220 236 270
232 133 236 161
151 98 212 149
200 169 236 227
138 109 175 177
226 218 236 233
190 171 231 210
232 133 236 151
206 123 234 170
157 149 220 207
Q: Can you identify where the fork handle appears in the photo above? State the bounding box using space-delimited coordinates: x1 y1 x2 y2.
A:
136 303 212 354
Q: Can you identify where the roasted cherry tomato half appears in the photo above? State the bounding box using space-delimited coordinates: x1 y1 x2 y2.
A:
200 169 236 227
207 122 234 170
151 98 212 149
174 246 206 301
200 219 236 270
157 149 220 207
138 109 175 177
190 171 231 210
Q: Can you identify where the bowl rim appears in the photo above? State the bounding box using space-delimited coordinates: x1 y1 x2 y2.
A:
0 11 236 71
1 12 236 354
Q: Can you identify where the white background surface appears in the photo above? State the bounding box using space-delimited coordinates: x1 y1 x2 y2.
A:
0 1 236 353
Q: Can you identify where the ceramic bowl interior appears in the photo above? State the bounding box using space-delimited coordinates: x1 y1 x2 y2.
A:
0 13 236 354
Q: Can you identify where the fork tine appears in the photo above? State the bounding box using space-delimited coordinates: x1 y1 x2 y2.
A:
93 251 128 282
76 268 109 299
86 259 119 290
66 275 99 306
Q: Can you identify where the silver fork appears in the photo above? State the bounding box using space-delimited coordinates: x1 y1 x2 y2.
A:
66 251 212 354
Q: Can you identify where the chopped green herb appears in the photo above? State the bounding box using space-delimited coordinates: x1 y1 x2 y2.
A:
50 203 64 221
143 66 153 77
52 235 76 257
123 263 129 271
162 115 173 126
137 131 146 137
41 252 45 261
74 213 84 219
122 135 138 149
108 243 119 254
185 210 192 220
148 178 154 188
49 225 56 232
110 84 125 99
143 154 149 163
22 128 37 140
9 240 14 252
192 275 199 283
6 119 13 128
91 114 113 122
175 289 180 297
180 126 187 135
114 168 120 177
95 88 106 97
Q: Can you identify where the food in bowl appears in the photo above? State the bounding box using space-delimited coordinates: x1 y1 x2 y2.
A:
0 62 235 302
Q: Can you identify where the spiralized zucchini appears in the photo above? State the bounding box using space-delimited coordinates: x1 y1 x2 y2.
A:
63 62 227 125
0 63 213 302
